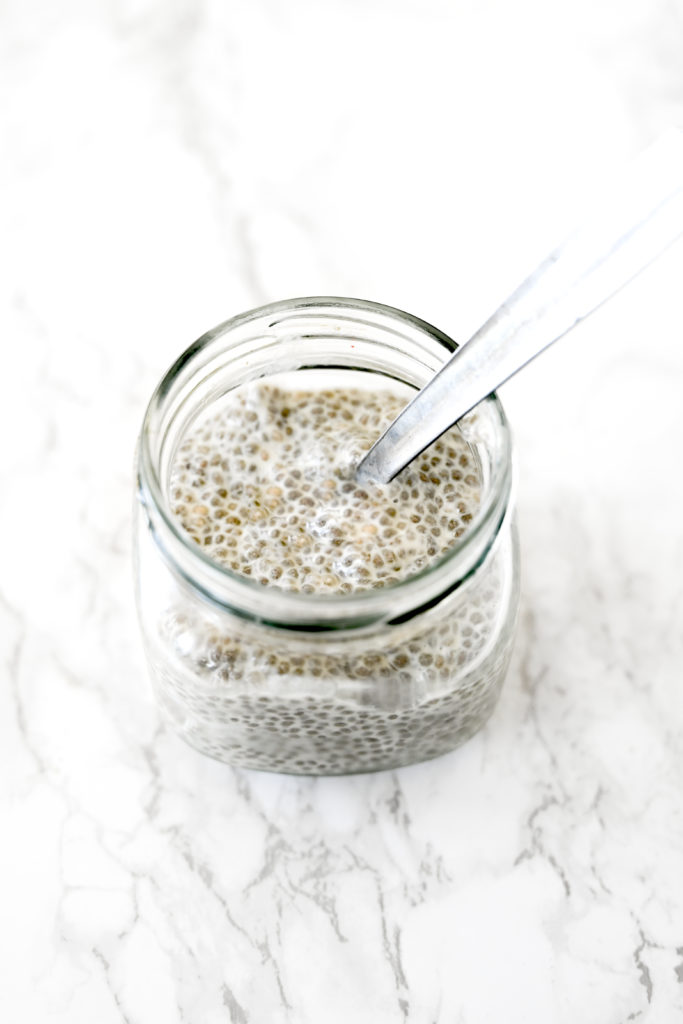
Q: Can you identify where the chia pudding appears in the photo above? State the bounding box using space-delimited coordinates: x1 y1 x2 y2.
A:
169 384 482 593
135 299 519 774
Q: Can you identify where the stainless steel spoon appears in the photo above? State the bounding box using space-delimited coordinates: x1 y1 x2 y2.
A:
357 129 683 484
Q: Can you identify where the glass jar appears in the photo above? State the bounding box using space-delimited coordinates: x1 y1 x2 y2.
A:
134 297 520 774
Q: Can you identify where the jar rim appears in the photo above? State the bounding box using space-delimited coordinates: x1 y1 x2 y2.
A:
137 297 513 630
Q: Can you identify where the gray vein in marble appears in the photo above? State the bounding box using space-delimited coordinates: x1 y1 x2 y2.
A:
92 947 134 1024
675 947 683 984
385 772 412 831
291 847 349 946
268 921 293 1017
633 928 654 1005
242 823 292 896
376 885 410 1022
586 785 613 899
139 727 164 820
513 605 576 901
2 588 45 777
222 983 249 1024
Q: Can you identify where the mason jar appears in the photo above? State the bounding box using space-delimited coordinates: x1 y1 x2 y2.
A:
134 297 520 774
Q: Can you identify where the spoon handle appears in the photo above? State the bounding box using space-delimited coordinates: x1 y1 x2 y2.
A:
357 129 683 483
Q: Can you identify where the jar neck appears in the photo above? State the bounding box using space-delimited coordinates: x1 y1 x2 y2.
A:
137 297 513 632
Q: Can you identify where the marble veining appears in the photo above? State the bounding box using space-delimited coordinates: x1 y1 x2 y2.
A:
1 0 683 1021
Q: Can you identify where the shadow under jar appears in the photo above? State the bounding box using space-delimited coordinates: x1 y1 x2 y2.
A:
134 297 520 774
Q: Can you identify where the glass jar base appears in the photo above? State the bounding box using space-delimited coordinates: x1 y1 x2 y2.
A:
152 660 511 776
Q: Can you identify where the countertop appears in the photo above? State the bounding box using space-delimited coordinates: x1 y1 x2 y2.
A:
2 1 683 1021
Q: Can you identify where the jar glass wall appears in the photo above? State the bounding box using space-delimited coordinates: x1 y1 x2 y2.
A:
134 298 520 774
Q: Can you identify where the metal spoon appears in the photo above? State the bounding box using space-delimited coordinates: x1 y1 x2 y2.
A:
357 128 683 484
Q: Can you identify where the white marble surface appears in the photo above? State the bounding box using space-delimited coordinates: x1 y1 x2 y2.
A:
2 1 683 1021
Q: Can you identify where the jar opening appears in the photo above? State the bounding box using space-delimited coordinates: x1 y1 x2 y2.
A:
137 297 513 630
